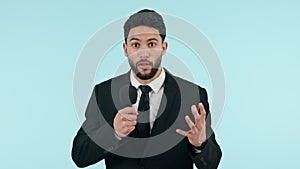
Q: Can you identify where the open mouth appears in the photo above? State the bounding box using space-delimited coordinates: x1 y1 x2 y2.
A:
137 61 152 70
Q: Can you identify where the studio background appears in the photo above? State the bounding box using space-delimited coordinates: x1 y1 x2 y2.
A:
1 0 299 169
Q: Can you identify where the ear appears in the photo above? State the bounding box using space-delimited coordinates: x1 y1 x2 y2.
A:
123 43 128 57
162 41 168 55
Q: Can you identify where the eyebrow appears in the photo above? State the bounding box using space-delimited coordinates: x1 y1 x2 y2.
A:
129 37 159 42
147 38 159 42
129 37 141 42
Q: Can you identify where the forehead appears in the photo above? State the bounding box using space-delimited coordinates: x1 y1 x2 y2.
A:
127 26 160 40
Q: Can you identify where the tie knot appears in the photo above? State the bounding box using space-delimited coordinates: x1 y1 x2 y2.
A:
139 85 152 94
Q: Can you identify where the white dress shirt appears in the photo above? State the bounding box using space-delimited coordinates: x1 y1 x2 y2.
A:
130 68 165 132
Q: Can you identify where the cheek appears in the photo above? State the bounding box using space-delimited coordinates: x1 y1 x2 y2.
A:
127 56 138 65
149 49 162 56
152 53 163 66
127 48 139 57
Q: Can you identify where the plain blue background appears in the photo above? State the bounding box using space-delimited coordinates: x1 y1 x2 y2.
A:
1 0 299 168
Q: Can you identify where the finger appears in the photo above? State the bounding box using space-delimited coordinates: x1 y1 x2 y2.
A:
120 125 129 134
121 123 135 132
120 107 138 115
124 120 137 127
119 107 138 121
121 116 127 121
185 115 194 129
122 113 138 121
177 129 194 139
198 103 207 120
176 129 190 137
126 126 135 134
191 124 199 134
191 105 201 121
121 120 135 128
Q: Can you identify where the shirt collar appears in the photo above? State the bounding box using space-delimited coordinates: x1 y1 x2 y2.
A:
130 68 166 94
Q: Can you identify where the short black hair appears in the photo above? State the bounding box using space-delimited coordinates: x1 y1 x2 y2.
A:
123 9 166 43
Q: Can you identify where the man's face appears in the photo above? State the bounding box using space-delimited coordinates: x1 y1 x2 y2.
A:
123 25 168 80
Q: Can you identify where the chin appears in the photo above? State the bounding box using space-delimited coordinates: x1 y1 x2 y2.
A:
136 68 158 80
138 69 152 75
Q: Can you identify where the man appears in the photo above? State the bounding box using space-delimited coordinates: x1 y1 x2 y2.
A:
72 9 222 169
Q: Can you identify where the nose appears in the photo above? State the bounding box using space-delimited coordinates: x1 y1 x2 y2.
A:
136 48 150 59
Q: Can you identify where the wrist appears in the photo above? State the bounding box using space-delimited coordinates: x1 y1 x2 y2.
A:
193 140 208 150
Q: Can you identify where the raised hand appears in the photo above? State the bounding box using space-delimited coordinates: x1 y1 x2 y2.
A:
176 103 207 147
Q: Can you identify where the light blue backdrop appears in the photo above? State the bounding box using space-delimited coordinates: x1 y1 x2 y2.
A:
1 0 299 169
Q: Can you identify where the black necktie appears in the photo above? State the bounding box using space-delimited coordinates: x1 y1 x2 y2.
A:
136 85 152 138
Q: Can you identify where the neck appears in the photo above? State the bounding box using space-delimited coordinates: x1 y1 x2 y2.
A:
134 67 162 85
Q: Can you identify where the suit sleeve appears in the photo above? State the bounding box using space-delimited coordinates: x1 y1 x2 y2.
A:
190 87 222 169
71 87 122 168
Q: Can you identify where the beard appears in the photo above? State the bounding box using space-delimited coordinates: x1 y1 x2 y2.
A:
129 59 161 80
136 68 158 80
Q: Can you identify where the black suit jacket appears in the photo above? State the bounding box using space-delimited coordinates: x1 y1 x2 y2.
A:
72 71 222 169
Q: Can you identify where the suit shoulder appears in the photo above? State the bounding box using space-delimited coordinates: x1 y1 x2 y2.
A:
171 74 206 90
95 78 111 90
94 72 129 90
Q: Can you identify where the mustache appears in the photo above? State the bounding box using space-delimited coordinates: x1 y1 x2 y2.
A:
136 59 153 65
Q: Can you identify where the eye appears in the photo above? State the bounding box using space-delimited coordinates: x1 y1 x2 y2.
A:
148 42 156 47
131 43 140 48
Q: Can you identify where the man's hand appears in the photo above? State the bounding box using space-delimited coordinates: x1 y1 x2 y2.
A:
113 107 138 138
176 103 207 147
